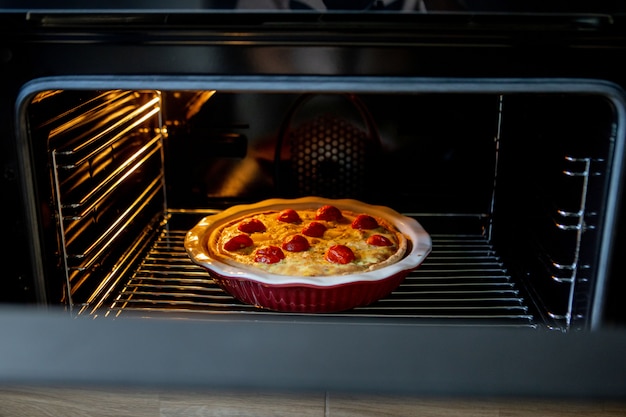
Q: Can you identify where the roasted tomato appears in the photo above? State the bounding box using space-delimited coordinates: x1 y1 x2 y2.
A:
237 218 266 233
301 221 327 238
315 204 342 221
223 234 254 251
254 245 285 264
282 234 310 252
325 244 355 264
351 214 379 230
366 234 393 247
277 208 301 224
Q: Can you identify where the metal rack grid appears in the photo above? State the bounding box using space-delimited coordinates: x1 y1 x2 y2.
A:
102 217 536 328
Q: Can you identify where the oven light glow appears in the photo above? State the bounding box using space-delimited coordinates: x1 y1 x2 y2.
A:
185 90 216 120
215 158 264 196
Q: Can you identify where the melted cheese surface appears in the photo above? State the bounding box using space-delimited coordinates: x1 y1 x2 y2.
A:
210 209 406 277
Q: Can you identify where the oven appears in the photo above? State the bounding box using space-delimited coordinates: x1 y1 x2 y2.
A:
1 1 625 400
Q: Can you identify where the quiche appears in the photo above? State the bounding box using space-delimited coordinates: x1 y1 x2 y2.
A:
209 204 408 276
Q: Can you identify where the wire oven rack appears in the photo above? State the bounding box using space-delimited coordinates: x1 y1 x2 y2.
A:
96 213 536 328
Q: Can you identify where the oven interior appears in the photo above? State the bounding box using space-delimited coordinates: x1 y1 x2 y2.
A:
21 83 621 332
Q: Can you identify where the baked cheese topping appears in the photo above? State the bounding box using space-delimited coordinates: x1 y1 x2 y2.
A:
209 205 406 276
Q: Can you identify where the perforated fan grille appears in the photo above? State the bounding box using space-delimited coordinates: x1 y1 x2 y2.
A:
289 114 370 198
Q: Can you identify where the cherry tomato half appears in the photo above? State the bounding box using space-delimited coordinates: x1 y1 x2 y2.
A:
277 208 301 224
254 246 285 264
366 234 393 247
223 234 254 251
351 214 379 230
315 205 342 221
301 221 327 238
282 234 310 252
325 244 355 264
238 218 266 233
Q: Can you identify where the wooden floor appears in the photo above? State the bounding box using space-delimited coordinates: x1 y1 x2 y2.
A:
0 386 625 417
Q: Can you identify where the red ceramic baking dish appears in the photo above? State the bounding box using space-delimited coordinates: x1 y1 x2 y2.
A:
185 197 432 313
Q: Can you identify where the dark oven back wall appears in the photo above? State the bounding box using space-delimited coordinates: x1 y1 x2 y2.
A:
163 91 499 214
